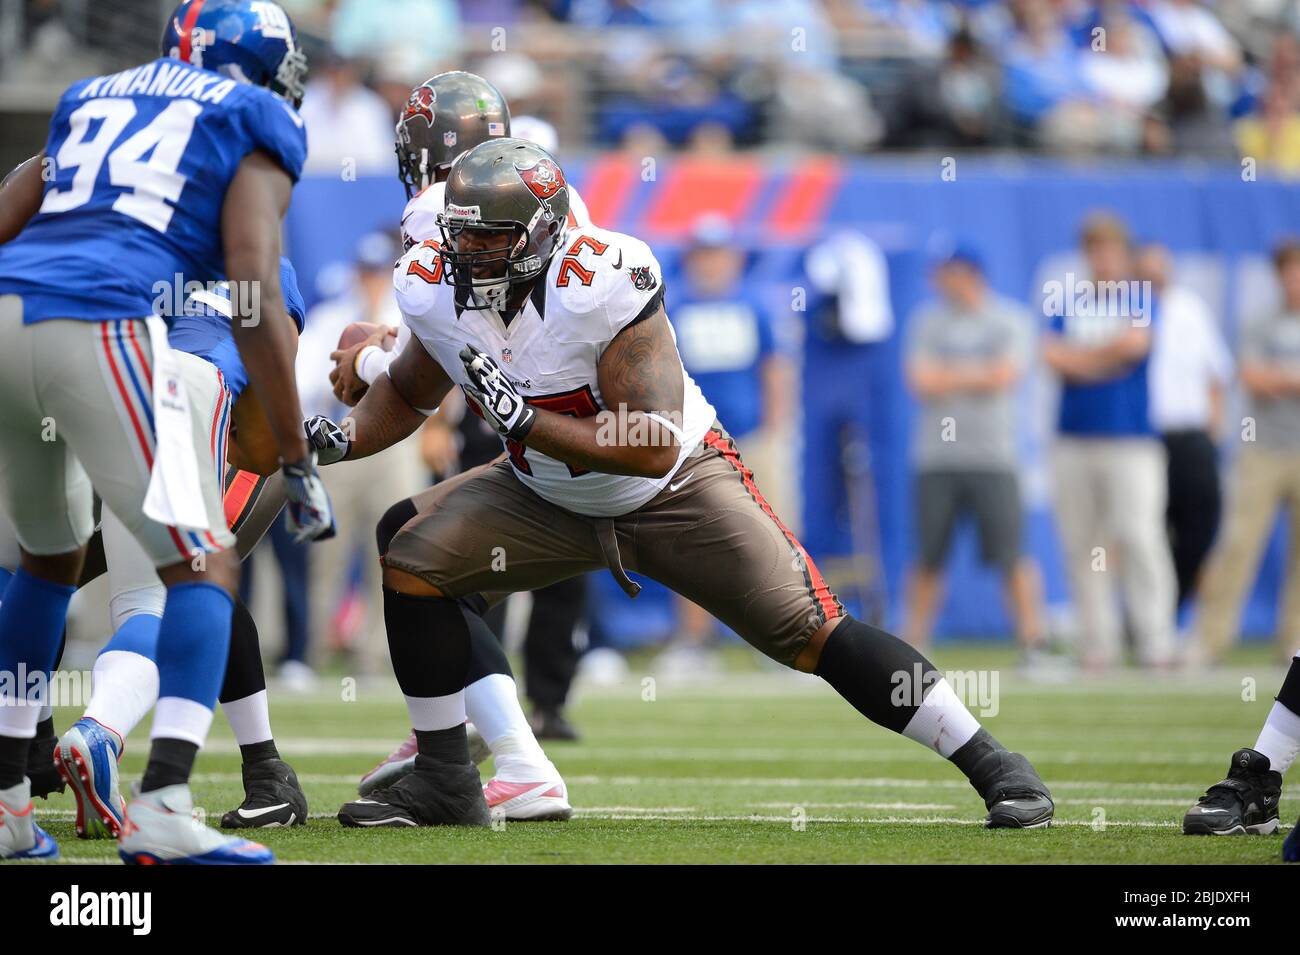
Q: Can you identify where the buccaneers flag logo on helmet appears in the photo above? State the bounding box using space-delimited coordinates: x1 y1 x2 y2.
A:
515 158 566 217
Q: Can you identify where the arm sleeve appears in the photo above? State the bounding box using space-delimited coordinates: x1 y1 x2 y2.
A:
279 257 307 332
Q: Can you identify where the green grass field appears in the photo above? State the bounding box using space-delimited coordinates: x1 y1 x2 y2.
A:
36 644 1298 864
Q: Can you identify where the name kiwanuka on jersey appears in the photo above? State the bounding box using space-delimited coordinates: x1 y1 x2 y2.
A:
74 59 242 105
0 56 306 326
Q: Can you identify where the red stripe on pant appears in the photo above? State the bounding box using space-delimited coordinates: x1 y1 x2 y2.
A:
703 430 842 622
99 322 191 562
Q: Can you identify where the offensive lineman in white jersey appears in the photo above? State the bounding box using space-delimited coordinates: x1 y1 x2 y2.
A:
305 138 1056 830
331 72 578 820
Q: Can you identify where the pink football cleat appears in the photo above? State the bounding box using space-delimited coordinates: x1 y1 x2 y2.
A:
357 731 418 797
484 775 572 821
358 725 492 796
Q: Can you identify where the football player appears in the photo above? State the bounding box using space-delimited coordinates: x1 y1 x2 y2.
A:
1183 653 1300 849
17 259 313 839
333 72 582 821
306 139 1055 829
0 0 333 863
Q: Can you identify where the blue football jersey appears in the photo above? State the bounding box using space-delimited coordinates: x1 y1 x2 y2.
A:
0 56 306 324
168 257 307 402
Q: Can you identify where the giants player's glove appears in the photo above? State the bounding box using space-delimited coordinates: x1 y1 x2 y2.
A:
459 344 536 442
304 414 351 465
281 455 336 543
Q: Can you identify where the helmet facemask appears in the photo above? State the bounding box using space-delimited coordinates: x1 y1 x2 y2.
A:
437 211 552 311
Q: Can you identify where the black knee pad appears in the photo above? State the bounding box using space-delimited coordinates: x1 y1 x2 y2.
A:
376 497 418 557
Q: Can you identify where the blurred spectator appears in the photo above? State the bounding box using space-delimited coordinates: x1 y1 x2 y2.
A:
330 0 462 66
1042 213 1177 668
1078 13 1169 152
298 50 397 175
935 26 1003 146
659 215 796 676
999 0 1090 146
1194 238 1300 663
1138 243 1233 614
1150 0 1243 67
863 0 957 57
1234 79 1300 174
296 232 425 675
1158 41 1241 158
902 243 1046 666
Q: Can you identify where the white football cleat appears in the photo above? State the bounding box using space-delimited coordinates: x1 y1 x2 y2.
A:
118 783 273 865
484 770 572 821
0 779 59 860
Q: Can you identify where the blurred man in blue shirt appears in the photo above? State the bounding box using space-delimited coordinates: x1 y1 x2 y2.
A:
1042 212 1177 669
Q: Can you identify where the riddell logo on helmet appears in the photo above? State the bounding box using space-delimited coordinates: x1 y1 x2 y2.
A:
402 86 436 127
515 159 566 216
445 203 481 221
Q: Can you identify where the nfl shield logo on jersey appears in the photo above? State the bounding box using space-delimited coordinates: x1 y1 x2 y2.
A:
501 347 513 364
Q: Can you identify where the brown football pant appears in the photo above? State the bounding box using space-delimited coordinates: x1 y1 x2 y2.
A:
383 426 844 667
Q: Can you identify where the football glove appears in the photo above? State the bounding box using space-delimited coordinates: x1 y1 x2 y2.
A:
459 344 536 442
304 414 351 465
282 456 336 543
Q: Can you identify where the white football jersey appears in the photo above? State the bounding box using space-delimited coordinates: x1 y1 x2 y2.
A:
401 179 591 249
393 224 716 517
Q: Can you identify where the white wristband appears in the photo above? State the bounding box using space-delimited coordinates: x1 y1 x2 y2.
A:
355 345 391 385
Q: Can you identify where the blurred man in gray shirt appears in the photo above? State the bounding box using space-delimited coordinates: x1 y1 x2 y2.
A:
1196 238 1300 663
903 244 1046 665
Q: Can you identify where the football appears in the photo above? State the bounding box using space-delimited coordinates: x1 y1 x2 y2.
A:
337 321 395 351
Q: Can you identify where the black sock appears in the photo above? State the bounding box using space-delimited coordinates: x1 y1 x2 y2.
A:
1278 655 1300 716
0 735 29 789
33 716 55 744
813 616 940 734
240 740 279 764
465 600 513 683
219 599 267 704
140 738 199 793
383 588 472 699
414 725 470 764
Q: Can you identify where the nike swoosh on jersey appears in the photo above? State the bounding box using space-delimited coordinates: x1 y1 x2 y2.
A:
612 249 623 269
669 470 695 491
236 803 290 819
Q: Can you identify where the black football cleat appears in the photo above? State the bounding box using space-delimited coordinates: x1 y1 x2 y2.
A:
338 755 490 828
28 730 66 800
530 706 580 742
953 730 1054 828
220 758 309 829
1183 748 1281 835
